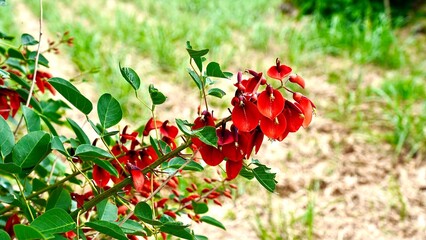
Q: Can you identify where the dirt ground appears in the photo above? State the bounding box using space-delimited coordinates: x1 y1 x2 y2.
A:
16 3 426 240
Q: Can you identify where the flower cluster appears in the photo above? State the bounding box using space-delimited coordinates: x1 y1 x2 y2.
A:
193 59 315 180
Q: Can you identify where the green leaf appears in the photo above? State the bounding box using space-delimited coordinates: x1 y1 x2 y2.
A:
92 158 119 177
12 131 51 173
67 118 90 144
48 77 93 115
239 165 254 179
97 93 122 129
160 222 193 240
206 62 227 78
175 118 193 136
39 115 58 136
134 202 162 226
192 201 208 214
85 221 127 240
74 144 112 160
28 51 49 67
200 216 226 230
253 164 277 193
167 157 203 172
0 229 10 240
46 188 71 211
22 106 41 132
21 33 38 46
10 72 30 89
119 63 140 91
117 219 145 235
187 69 203 90
8 48 25 60
186 47 209 58
14 224 47 240
97 199 118 222
16 89 42 113
207 88 226 98
51 136 69 156
148 84 166 105
192 126 218 147
0 163 21 174
0 117 14 160
31 208 76 235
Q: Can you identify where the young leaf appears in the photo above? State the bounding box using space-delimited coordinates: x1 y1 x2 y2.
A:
186 47 209 58
30 208 76 236
119 63 140 91
200 216 226 230
239 165 255 180
12 131 51 173
97 199 118 222
253 164 277 193
21 33 38 46
92 158 119 177
85 221 127 240
207 88 226 98
48 77 93 115
67 118 90 145
192 126 218 147
148 84 166 105
134 202 162 226
28 51 49 67
22 106 41 132
14 225 46 240
97 93 122 129
46 188 71 211
206 62 227 78
0 117 14 160
74 144 112 160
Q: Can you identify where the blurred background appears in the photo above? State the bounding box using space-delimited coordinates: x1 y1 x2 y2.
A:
1 0 425 239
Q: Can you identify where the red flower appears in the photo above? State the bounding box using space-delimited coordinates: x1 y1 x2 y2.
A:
127 163 145 193
259 112 287 140
93 165 110 188
293 93 316 128
0 88 23 119
267 58 292 81
27 71 55 95
5 214 20 238
289 73 305 88
143 117 162 136
257 85 285 120
283 100 304 132
231 97 261 132
192 111 215 147
199 144 224 166
238 126 264 159
226 160 243 180
160 120 178 139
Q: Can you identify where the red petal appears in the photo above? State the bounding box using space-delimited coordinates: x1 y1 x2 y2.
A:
221 143 244 162
231 100 260 132
216 127 234 146
238 127 264 159
131 169 145 193
257 89 285 119
267 65 292 81
0 95 11 119
296 97 313 128
35 76 45 93
283 101 304 132
226 160 243 180
160 120 178 139
5 213 20 237
199 144 224 166
93 165 110 188
289 74 305 88
259 113 287 140
143 118 163 136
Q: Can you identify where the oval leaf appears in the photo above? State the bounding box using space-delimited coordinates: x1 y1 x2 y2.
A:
12 131 51 170
74 144 112 161
14 225 46 240
119 63 140 91
206 62 227 78
148 84 166 105
48 77 93 115
46 188 71 211
192 126 218 147
207 88 226 98
92 158 119 177
253 164 278 193
134 202 162 226
97 199 118 222
21 33 39 46
22 106 41 132
97 93 122 129
67 118 90 145
85 221 127 240
0 117 14 160
31 208 76 235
